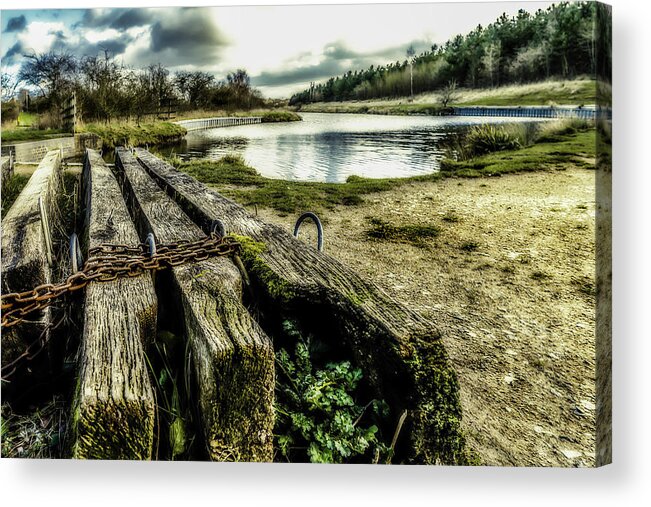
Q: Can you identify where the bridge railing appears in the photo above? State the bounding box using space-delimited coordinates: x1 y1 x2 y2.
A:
452 106 603 120
175 116 263 132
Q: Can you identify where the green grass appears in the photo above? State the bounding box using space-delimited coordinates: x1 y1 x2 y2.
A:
171 155 413 214
366 218 440 247
17 112 38 127
441 129 595 177
260 110 302 123
175 108 301 122
1 128 69 143
79 122 187 148
171 128 595 213
1 173 30 218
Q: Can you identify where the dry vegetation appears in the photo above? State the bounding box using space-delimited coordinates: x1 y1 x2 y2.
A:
298 78 596 115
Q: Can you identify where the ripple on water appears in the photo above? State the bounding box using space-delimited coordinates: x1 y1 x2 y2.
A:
177 112 546 183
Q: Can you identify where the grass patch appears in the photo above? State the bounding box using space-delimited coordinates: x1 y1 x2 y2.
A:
442 211 461 223
530 270 551 281
460 241 480 252
1 396 68 458
1 128 69 143
175 108 301 122
260 110 302 123
366 217 440 247
171 155 427 213
79 121 187 148
440 130 595 177
17 112 38 127
1 173 30 218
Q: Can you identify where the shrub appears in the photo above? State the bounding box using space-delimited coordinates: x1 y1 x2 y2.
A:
1 101 19 124
537 118 591 142
465 124 522 157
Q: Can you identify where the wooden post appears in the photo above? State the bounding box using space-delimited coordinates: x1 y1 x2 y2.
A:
71 149 157 460
133 148 468 465
115 148 275 462
1 150 62 376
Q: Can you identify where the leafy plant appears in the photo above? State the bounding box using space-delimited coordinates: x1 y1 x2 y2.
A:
465 124 522 157
274 321 390 463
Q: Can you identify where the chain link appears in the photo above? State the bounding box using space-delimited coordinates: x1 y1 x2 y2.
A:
1 233 240 329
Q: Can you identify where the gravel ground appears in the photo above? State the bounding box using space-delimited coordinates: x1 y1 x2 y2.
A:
254 166 596 467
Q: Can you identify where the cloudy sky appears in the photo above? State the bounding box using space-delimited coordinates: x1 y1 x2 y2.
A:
1 2 553 98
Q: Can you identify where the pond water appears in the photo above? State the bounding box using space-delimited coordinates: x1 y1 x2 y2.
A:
165 112 544 183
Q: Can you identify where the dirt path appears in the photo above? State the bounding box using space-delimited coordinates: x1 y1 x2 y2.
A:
253 167 596 467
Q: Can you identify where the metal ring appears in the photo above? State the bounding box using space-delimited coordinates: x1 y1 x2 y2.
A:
293 212 324 252
145 233 157 257
69 233 83 273
211 219 226 238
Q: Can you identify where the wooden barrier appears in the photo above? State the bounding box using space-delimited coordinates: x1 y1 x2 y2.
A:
175 116 262 132
133 148 467 464
71 149 157 460
1 151 62 373
115 147 275 462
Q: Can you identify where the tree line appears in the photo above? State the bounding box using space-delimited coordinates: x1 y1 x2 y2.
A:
2 51 264 125
290 2 604 105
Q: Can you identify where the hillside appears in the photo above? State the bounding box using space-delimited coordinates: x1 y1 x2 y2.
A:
297 78 596 115
290 2 608 106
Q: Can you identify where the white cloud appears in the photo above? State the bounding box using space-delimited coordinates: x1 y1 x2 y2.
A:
16 21 67 54
85 28 119 43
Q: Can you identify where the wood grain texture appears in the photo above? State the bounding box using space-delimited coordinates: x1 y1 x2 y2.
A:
116 148 274 462
134 147 467 464
1 150 61 370
71 149 157 460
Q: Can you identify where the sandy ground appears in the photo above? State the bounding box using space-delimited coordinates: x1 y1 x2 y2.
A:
253 167 596 467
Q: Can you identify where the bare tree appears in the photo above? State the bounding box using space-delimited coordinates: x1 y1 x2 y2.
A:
1 72 18 102
406 45 416 101
173 71 214 109
78 51 126 122
438 79 459 108
227 69 252 108
482 41 501 87
18 51 78 118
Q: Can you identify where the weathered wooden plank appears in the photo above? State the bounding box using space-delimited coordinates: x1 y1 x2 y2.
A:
71 149 157 460
1 150 62 373
115 147 274 462
134 147 467 464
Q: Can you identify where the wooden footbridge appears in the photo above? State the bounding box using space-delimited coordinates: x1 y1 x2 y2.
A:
1 147 465 463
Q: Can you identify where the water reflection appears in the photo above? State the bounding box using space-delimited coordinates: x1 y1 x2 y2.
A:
164 112 543 183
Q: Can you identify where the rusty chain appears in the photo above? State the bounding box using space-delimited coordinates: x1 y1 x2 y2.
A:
1 233 241 329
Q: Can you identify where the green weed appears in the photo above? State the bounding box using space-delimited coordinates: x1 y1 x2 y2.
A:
366 217 440 247
274 322 391 464
1 173 30 218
